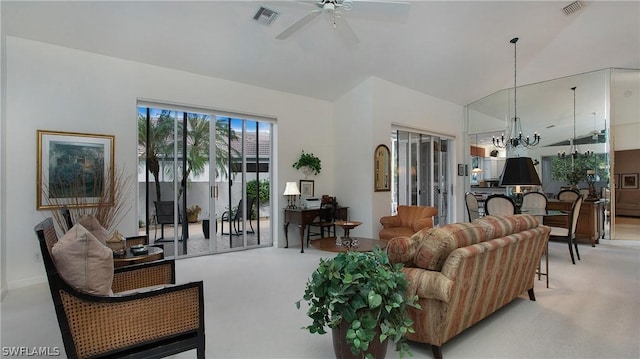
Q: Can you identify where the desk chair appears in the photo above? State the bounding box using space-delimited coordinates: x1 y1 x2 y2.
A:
484 194 515 216
549 196 583 264
307 201 337 246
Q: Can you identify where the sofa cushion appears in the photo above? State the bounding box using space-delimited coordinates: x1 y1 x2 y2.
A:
51 223 114 296
77 214 109 246
414 223 489 271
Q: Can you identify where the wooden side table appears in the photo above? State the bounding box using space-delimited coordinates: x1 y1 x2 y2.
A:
334 220 362 238
114 246 164 268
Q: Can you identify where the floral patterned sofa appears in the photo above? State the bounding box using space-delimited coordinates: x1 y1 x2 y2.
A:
386 214 550 359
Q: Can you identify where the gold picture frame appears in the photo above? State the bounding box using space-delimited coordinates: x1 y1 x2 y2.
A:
37 130 115 209
374 144 391 192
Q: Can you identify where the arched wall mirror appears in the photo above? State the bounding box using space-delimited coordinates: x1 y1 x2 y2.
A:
374 144 391 192
465 68 640 239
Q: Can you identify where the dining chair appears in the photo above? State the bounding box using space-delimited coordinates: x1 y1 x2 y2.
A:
465 192 481 221
521 192 549 287
548 196 583 264
484 194 515 216
557 189 580 202
521 192 548 215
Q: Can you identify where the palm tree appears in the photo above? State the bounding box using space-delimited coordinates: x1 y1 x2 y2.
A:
138 110 238 202
138 110 173 202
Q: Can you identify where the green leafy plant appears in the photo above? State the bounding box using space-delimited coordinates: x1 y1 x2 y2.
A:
551 153 609 187
246 179 270 204
292 150 322 175
296 248 419 358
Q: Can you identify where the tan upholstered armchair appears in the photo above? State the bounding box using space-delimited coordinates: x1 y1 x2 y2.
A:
34 218 205 359
379 205 437 241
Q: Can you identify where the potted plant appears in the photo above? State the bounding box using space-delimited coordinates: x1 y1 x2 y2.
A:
292 150 322 176
187 205 202 223
296 248 419 359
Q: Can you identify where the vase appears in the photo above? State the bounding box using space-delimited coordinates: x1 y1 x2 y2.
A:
332 322 387 359
301 166 315 179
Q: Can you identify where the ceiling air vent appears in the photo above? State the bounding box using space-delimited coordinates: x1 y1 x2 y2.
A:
253 6 279 25
563 1 583 16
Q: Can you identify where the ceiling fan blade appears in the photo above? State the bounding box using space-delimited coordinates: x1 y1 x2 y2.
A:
336 17 359 45
276 9 322 40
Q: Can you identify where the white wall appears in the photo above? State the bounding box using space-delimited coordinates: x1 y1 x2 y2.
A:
333 77 464 238
3 37 333 288
2 36 466 289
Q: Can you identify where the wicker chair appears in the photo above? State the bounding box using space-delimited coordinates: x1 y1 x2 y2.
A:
34 217 205 359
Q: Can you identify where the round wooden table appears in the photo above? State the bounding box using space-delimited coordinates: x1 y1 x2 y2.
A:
334 220 362 238
309 237 386 253
113 246 163 268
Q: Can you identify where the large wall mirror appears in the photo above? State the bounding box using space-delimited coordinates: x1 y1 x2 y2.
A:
465 68 640 239
374 144 391 192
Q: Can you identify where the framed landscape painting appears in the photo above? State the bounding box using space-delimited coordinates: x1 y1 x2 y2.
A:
37 130 115 209
621 173 639 189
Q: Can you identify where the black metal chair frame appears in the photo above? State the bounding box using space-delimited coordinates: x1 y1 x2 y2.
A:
34 217 205 359
221 198 256 247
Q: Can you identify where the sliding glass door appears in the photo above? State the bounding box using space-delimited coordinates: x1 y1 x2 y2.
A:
392 129 451 226
138 104 273 258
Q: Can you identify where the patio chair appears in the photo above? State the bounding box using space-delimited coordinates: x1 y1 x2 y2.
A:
221 198 256 246
154 200 183 242
34 217 205 359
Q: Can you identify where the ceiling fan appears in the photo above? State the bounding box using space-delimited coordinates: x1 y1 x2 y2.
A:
275 0 409 44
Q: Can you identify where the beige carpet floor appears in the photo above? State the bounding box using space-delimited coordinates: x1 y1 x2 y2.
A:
2 235 639 358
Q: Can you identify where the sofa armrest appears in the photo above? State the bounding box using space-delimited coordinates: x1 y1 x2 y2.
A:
403 268 452 302
413 218 434 232
112 259 175 293
380 215 401 228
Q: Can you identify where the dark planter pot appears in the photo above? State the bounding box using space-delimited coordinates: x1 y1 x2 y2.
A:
332 323 387 359
202 220 210 239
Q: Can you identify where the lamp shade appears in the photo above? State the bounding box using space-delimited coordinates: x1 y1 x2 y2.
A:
283 181 301 196
499 157 541 186
471 167 484 173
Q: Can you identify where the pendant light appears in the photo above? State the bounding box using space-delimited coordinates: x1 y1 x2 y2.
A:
493 37 541 150
558 86 592 159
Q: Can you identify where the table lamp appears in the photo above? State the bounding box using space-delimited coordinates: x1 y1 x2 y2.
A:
499 157 541 209
283 181 300 209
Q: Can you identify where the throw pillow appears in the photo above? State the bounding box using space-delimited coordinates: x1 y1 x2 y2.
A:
78 214 109 246
52 223 114 296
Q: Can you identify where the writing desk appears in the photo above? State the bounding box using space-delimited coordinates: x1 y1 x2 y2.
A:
283 207 348 253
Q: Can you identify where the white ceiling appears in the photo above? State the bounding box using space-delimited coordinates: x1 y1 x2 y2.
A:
2 0 639 107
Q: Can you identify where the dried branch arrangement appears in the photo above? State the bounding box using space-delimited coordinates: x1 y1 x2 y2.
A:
44 166 133 233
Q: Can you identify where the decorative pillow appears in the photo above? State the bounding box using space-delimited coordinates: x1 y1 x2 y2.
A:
414 223 488 271
52 223 114 296
78 214 109 246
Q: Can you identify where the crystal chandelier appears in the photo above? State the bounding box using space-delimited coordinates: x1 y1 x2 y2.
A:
493 37 541 150
558 86 592 159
